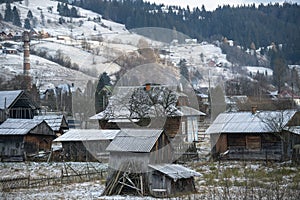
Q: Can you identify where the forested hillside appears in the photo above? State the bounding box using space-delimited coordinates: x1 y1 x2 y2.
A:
72 0 300 64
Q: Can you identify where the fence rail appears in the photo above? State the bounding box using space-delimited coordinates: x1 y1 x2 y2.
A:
0 170 106 191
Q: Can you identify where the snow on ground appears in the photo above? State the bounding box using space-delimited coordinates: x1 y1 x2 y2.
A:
0 53 97 91
1 0 239 92
245 66 273 76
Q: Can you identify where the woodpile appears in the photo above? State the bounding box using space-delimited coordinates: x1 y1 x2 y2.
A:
102 161 149 196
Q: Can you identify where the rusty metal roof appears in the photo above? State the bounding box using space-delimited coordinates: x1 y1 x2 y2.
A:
34 115 67 131
106 129 163 152
0 118 45 135
54 129 120 142
0 90 23 109
206 110 297 134
148 164 201 181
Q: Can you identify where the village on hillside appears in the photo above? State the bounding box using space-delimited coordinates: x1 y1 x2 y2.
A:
0 0 300 199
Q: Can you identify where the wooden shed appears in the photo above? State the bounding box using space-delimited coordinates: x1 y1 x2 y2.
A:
148 164 201 197
34 115 69 136
106 129 173 171
103 129 200 197
0 118 54 161
53 129 120 162
0 90 39 124
206 110 300 161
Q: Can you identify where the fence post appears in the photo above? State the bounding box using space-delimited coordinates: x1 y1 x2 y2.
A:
61 168 63 184
27 175 30 188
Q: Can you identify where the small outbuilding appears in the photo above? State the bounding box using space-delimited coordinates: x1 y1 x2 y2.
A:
0 118 55 161
148 164 201 197
53 129 120 161
103 128 200 197
34 114 69 136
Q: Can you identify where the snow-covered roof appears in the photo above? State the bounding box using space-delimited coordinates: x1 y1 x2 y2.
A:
0 90 23 109
106 129 163 152
33 115 68 132
148 164 201 181
206 110 297 134
54 129 120 142
90 85 204 120
0 118 47 135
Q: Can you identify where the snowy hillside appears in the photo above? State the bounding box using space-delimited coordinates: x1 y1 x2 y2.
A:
0 0 266 91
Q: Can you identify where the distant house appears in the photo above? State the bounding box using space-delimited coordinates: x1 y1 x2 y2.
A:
0 118 54 161
53 129 120 161
206 109 300 161
0 90 39 124
33 115 69 136
103 128 200 197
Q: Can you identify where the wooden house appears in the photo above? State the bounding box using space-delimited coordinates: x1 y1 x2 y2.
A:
91 85 206 161
103 128 200 197
33 115 69 136
53 129 120 162
0 90 39 124
206 109 300 161
0 118 54 161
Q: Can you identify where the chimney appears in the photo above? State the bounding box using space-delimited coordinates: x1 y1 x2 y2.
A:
251 106 257 114
23 31 30 75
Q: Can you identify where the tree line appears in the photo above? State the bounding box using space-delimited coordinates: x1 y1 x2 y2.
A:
73 0 300 65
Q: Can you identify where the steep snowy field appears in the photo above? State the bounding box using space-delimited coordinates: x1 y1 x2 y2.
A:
1 0 242 91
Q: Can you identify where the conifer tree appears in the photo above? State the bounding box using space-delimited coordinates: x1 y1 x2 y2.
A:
12 6 21 27
4 3 13 22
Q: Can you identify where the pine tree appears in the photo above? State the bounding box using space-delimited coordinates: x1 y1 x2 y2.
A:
24 18 31 29
4 3 13 22
12 6 21 27
27 10 33 19
95 72 111 113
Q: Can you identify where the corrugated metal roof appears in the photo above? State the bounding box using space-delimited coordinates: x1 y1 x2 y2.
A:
33 115 65 131
206 110 297 134
106 129 163 152
177 106 206 116
148 164 201 181
0 90 23 109
54 129 120 142
0 118 44 135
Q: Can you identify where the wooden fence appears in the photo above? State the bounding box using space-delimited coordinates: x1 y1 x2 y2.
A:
0 169 107 191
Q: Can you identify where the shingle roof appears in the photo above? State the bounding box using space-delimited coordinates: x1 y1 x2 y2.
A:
34 115 67 132
106 129 163 152
54 129 120 142
0 90 23 109
205 110 297 134
0 118 45 135
148 164 201 181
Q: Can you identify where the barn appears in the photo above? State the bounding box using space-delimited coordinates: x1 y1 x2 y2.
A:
206 109 300 161
53 129 120 162
0 118 54 161
0 90 39 124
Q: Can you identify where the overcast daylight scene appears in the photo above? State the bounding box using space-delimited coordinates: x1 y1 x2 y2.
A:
0 0 300 199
